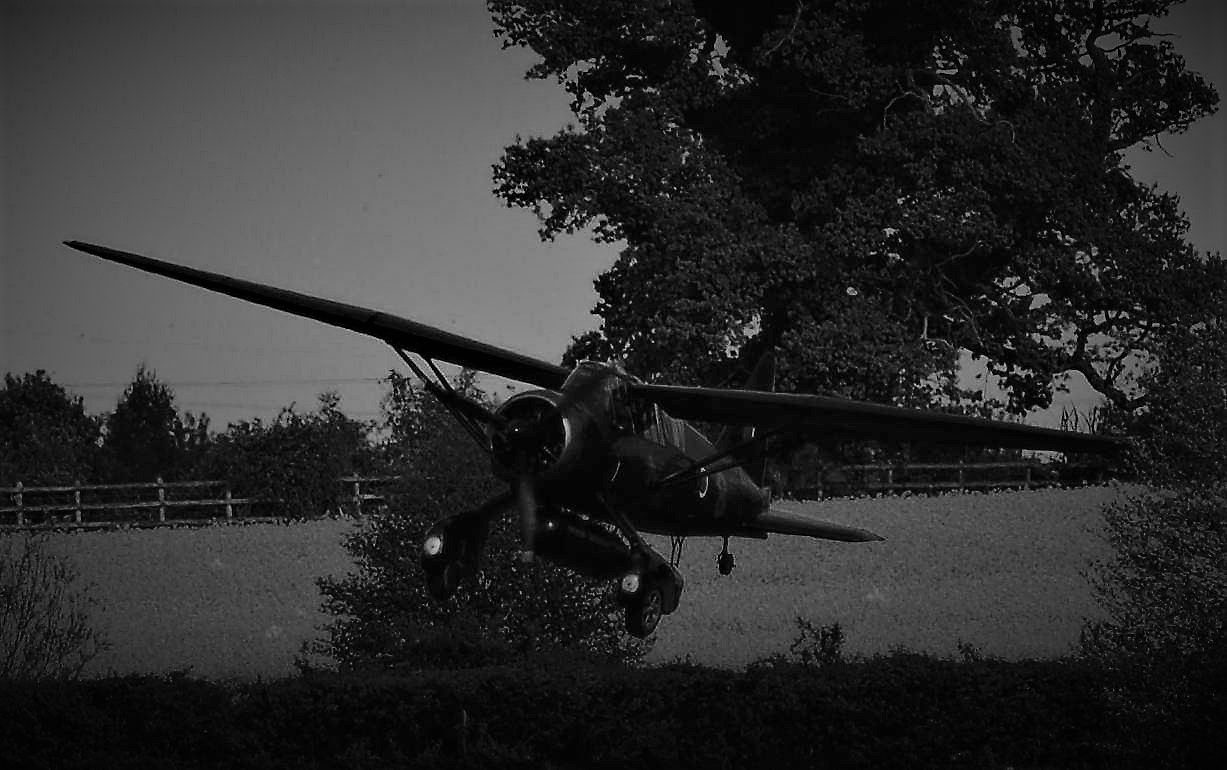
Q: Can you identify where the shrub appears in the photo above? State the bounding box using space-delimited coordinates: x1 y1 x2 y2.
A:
312 372 643 671
0 534 108 680
1083 485 1227 661
0 371 101 486
788 617 846 667
198 392 372 518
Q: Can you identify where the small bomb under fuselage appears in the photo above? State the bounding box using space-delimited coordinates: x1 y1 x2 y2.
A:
489 361 770 539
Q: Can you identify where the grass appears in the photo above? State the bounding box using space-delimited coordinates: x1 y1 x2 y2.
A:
7 484 1127 679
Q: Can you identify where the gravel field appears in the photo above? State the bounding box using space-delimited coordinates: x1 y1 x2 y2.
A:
17 485 1129 679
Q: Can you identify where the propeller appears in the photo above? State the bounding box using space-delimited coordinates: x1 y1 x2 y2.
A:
515 475 539 562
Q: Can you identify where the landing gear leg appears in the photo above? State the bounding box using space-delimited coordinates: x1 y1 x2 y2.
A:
717 536 735 576
600 495 684 637
421 491 514 601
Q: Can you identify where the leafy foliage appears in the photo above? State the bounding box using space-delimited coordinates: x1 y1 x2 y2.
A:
5 655 1219 769
491 0 1223 414
0 535 108 680
0 370 101 485
100 365 210 482
1080 298 1227 748
197 392 372 518
314 371 643 671
788 617 846 667
1084 485 1227 660
1121 296 1227 484
1083 296 1227 657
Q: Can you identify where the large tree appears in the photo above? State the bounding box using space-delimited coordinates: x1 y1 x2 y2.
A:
490 0 1221 412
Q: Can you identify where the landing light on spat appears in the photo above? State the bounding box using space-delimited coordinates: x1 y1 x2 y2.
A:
620 573 641 594
423 535 444 557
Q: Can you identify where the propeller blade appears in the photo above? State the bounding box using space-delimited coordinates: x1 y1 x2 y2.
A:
515 475 539 562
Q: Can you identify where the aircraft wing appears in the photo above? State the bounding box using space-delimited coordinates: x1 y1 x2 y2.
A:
631 383 1125 454
65 241 571 390
747 507 884 542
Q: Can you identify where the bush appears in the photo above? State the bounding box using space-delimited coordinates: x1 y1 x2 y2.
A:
312 372 643 672
1083 485 1227 661
0 534 108 680
0 656 1173 769
198 392 372 518
0 371 101 486
788 618 846 667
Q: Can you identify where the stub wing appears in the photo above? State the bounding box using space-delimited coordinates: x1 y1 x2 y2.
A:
631 383 1124 454
748 508 884 542
64 241 570 389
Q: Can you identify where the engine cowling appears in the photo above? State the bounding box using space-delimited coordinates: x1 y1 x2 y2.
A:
489 391 574 478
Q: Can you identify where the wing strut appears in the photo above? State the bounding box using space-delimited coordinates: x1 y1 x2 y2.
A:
654 430 780 490
392 347 497 455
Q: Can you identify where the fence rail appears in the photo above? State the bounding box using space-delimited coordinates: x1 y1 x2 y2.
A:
0 475 401 529
2 462 1097 529
796 460 1088 499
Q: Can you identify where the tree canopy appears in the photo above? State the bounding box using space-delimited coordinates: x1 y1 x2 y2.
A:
101 365 204 482
491 0 1222 413
0 371 101 486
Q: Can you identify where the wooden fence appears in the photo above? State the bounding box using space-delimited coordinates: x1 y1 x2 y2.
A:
0 475 401 530
796 460 1082 499
2 461 1098 529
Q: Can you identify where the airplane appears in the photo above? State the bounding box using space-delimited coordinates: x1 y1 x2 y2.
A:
65 240 1125 637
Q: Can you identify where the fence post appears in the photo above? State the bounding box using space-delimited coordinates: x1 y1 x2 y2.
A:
1024 465 1032 490
886 466 894 491
224 484 234 519
14 481 23 527
157 477 166 522
352 476 362 516
74 480 83 524
957 458 966 492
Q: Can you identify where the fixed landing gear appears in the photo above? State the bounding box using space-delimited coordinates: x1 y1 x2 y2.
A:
622 575 665 637
421 495 509 601
717 537 735 576
421 525 475 601
618 549 684 638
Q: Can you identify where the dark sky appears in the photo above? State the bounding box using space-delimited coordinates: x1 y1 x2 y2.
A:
2 0 1223 427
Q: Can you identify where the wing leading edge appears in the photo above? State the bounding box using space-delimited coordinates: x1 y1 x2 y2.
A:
632 383 1125 454
65 241 570 390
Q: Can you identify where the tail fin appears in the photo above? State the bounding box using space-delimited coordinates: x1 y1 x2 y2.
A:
716 350 776 484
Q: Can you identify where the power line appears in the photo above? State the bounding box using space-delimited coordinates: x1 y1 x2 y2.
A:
64 376 388 389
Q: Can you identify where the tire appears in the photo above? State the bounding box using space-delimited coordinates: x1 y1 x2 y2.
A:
625 584 664 637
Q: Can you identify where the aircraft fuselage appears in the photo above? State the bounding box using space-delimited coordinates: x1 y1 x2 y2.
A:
488 361 769 539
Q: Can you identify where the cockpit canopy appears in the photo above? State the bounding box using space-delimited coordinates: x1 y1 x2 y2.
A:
562 361 654 434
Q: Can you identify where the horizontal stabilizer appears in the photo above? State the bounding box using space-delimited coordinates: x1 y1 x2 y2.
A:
750 507 884 542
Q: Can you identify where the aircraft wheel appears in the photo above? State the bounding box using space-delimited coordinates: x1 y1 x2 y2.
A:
425 560 461 601
717 551 735 576
625 584 664 638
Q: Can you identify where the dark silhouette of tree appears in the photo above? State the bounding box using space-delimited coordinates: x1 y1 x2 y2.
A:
0 371 101 485
491 0 1223 413
101 365 187 481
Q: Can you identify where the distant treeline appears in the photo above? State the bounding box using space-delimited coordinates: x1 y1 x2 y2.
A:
1 367 1112 509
